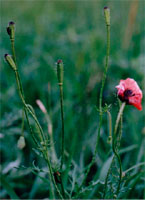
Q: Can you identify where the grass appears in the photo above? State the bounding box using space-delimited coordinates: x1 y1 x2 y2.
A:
1 0 145 199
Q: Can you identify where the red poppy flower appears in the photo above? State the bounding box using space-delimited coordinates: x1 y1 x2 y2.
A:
116 78 143 111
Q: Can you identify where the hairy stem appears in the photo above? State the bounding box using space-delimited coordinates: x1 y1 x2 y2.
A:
112 102 125 195
9 38 63 199
56 60 65 198
59 85 65 170
59 85 65 197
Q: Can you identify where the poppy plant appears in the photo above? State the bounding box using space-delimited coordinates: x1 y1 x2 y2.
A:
116 78 143 111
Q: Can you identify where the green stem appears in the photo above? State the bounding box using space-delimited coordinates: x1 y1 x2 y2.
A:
45 113 57 163
14 71 62 198
58 85 65 198
103 102 125 198
10 39 16 63
114 102 125 137
10 39 62 199
76 19 110 196
10 39 38 146
107 110 112 143
59 85 65 171
112 102 125 196
21 107 25 136
56 60 65 172
44 151 64 199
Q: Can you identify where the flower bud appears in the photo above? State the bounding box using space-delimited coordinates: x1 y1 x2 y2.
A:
107 136 112 144
104 7 110 26
17 136 25 149
4 54 17 71
57 59 63 85
7 21 15 40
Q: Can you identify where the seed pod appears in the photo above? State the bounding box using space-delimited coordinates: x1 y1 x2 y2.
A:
7 21 15 40
4 54 17 71
104 7 110 26
57 59 63 86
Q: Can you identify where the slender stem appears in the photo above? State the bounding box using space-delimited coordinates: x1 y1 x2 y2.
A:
103 102 125 198
10 38 63 199
21 107 25 136
45 113 57 162
44 151 64 199
10 39 38 146
14 71 63 198
56 60 65 172
58 85 66 198
11 39 16 63
112 102 125 195
107 110 112 143
60 176 65 198
114 102 125 136
59 85 65 171
76 19 110 195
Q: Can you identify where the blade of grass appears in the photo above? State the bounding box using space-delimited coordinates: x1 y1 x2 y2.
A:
1 174 20 199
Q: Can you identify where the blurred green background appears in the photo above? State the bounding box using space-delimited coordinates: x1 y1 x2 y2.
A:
1 0 145 199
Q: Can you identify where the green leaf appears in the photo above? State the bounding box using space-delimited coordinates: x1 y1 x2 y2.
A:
99 155 113 182
1 174 20 199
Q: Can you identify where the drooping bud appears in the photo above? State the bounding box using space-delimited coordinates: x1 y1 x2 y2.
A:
57 59 63 86
104 7 110 26
17 136 26 149
7 21 15 40
4 54 17 71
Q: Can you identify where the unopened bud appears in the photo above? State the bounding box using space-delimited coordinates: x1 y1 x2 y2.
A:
17 136 25 149
107 136 112 144
4 54 17 71
57 59 63 85
104 7 110 26
7 21 15 40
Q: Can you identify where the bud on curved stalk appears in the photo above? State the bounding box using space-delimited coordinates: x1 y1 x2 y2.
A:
7 21 15 40
104 6 110 26
17 136 26 149
4 54 17 71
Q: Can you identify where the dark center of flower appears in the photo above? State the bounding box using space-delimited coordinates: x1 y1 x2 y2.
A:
118 89 135 104
124 89 135 97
